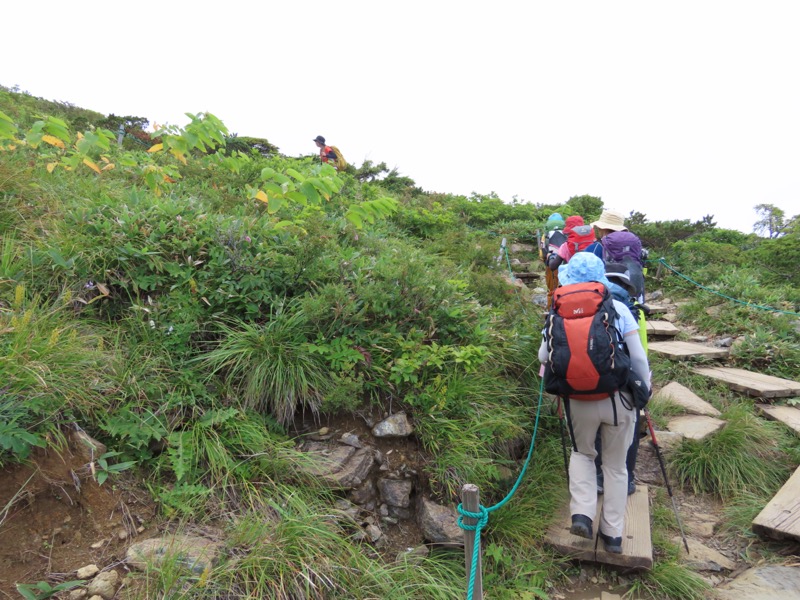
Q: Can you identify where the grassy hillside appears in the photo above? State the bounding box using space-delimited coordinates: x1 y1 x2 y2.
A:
1 84 799 599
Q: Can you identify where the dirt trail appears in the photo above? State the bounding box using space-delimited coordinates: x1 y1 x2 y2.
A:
0 433 156 596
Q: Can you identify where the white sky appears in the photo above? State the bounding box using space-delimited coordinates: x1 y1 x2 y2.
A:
4 1 799 233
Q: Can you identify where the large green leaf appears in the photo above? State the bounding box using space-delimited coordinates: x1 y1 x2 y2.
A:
286 191 308 206
268 196 285 214
299 181 321 205
286 168 305 182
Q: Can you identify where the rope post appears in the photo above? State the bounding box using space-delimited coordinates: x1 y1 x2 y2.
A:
461 483 483 600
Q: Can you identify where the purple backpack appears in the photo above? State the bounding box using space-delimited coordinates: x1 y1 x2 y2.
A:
601 231 643 267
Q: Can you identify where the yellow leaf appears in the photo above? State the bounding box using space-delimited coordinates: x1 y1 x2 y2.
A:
46 162 57 173
76 132 84 140
42 135 65 149
100 156 110 164
83 158 101 174
96 283 110 296
101 163 115 171
148 143 163 153
255 190 268 203
170 149 187 165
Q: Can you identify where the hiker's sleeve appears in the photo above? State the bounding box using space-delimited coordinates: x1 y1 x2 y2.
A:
625 333 650 388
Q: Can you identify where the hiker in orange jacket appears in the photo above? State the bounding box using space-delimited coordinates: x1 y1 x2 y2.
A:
313 135 337 165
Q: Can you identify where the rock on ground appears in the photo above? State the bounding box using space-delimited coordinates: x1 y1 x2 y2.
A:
372 412 414 438
677 537 736 571
75 564 99 579
298 442 376 489
85 570 120 600
417 497 463 545
715 565 800 600
70 430 107 465
127 535 221 575
378 478 413 508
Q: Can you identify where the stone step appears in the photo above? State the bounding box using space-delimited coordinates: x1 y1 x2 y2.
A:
655 382 722 417
666 415 726 441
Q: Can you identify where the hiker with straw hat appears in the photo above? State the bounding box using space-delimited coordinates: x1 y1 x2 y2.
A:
591 209 647 302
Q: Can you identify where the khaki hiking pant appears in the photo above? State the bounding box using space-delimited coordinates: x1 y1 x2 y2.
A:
566 393 636 539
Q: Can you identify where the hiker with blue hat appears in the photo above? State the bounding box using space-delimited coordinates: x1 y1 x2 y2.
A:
539 253 651 555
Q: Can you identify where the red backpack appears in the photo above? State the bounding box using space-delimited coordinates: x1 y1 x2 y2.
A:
544 282 631 399
564 225 596 260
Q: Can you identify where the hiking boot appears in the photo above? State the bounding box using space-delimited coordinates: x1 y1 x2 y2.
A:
628 480 636 495
599 531 623 554
570 514 593 539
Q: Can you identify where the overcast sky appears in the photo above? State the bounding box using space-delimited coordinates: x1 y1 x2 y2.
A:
4 1 799 233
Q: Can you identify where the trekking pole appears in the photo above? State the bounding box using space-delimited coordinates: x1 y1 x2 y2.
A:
556 397 570 485
644 408 690 554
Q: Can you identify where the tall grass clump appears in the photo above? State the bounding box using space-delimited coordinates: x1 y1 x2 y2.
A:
199 302 329 425
628 559 710 600
0 285 118 461
670 403 791 499
211 489 464 599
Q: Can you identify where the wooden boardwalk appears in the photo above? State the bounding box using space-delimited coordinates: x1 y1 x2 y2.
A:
649 341 729 360
644 304 669 315
646 320 680 337
693 367 800 399
546 485 652 569
753 465 800 542
757 404 800 435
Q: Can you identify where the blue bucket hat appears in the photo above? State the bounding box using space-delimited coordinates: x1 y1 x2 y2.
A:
558 252 611 288
546 212 565 229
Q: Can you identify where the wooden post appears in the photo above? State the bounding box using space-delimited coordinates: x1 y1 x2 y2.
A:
461 483 483 600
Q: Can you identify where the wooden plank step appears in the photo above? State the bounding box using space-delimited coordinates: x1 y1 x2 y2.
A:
546 494 603 562
693 367 800 399
545 485 652 569
512 271 541 280
644 304 669 314
757 404 800 435
646 320 680 337
667 415 726 440
656 382 721 417
752 465 800 542
595 485 653 569
649 341 729 360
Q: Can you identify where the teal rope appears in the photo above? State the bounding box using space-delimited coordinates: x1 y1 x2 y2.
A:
503 244 515 280
457 377 545 600
655 258 799 317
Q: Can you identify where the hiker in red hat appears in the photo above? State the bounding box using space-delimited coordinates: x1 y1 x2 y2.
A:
546 216 599 272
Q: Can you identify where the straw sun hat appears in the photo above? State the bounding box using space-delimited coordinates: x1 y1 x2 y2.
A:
591 209 628 232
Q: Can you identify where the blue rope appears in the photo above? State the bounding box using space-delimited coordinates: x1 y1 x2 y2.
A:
456 377 545 600
655 258 799 317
